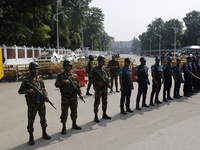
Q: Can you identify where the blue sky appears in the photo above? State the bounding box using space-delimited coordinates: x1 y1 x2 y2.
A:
89 0 200 41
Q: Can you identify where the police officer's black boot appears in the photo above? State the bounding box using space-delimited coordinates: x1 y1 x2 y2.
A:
42 127 51 140
94 113 100 122
136 104 141 110
61 123 67 135
102 109 111 119
72 120 82 130
120 107 127 114
29 132 35 145
126 105 134 112
150 94 155 106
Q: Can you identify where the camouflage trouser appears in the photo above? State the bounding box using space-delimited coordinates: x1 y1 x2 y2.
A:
94 88 108 113
86 77 93 92
60 96 78 123
27 103 47 133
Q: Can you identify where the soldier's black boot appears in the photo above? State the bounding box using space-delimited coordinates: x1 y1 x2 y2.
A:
72 121 82 130
94 113 100 122
29 132 35 145
102 110 111 119
149 99 155 106
42 127 51 140
61 123 67 135
120 107 127 114
126 106 134 112
86 91 92 96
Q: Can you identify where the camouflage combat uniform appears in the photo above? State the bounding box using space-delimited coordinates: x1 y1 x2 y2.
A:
86 60 95 93
54 71 81 123
91 66 110 113
108 59 120 91
18 75 48 133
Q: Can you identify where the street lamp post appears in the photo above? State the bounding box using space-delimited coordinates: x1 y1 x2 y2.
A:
155 34 162 56
148 38 152 56
90 34 95 51
80 26 89 51
53 9 68 49
169 26 179 57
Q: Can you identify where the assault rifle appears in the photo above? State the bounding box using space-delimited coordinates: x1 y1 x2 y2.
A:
25 81 57 109
64 74 85 103
93 70 115 94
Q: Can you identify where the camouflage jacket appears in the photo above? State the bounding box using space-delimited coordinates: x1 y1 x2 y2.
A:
86 61 95 74
54 71 81 97
108 60 119 75
18 75 47 105
90 66 110 90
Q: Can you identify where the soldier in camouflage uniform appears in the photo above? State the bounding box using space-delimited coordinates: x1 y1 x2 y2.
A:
54 60 83 135
86 55 95 96
18 62 51 145
108 54 120 93
91 56 112 122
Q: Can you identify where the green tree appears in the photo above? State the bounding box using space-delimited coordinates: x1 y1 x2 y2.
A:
183 10 200 45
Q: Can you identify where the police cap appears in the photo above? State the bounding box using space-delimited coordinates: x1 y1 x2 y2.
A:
167 56 172 60
29 62 39 69
187 56 192 60
176 58 181 61
155 56 160 60
124 57 131 62
63 60 72 66
192 56 196 59
140 57 146 62
97 56 105 62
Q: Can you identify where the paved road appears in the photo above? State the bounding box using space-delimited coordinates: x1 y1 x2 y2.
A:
1 54 200 150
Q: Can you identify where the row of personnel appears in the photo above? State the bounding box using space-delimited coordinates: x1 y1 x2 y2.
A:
18 55 200 145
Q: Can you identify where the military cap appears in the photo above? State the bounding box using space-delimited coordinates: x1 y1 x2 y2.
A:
140 57 146 62
187 56 192 59
176 58 181 61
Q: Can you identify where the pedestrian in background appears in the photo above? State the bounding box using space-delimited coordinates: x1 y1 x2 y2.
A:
119 58 134 114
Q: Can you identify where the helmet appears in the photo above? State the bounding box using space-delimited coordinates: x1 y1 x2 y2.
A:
89 55 94 60
63 60 72 66
29 62 39 69
97 56 105 62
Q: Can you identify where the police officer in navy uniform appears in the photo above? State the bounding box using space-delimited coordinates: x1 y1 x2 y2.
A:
195 55 200 90
150 56 163 106
183 56 193 97
119 58 134 114
134 57 150 110
191 56 198 92
173 58 183 99
162 56 174 102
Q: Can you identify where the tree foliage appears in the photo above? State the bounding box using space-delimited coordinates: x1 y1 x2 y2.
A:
137 11 200 51
0 0 113 51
